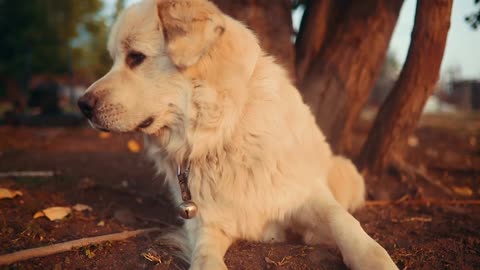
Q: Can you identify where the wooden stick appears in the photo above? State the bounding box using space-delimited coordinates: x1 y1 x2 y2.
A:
0 228 161 265
365 199 480 207
0 171 57 178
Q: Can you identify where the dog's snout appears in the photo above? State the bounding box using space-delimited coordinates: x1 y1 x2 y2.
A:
77 93 98 119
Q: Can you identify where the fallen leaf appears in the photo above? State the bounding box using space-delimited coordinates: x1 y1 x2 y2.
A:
97 220 105 226
33 212 44 219
127 140 141 153
407 136 419 147
72 203 92 212
452 186 473 197
34 206 72 221
425 148 438 158
98 131 111 139
469 136 477 146
0 188 23 199
84 248 96 259
142 249 163 263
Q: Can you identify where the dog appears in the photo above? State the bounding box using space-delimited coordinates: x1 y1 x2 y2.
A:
77 0 398 269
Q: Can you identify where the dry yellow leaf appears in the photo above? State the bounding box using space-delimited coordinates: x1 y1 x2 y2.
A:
72 203 92 212
127 140 141 153
407 136 419 147
33 211 45 219
98 132 111 139
142 249 163 263
469 136 477 146
34 206 72 221
452 186 473 197
0 188 23 199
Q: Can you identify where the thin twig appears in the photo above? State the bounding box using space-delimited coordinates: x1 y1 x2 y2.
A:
0 171 57 178
366 199 480 207
0 228 161 265
390 152 454 196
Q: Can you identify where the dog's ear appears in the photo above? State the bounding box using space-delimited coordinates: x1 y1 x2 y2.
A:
158 0 225 69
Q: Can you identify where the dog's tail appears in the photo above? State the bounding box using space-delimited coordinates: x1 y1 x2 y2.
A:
157 226 192 266
327 156 366 212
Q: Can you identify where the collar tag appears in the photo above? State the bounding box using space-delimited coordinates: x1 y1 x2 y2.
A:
176 163 198 219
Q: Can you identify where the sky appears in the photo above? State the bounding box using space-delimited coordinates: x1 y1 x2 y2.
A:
390 0 480 79
105 0 480 79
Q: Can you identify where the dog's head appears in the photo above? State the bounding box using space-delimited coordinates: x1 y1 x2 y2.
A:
77 0 226 134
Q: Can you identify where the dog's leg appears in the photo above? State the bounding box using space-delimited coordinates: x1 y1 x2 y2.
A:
261 221 287 243
189 227 232 270
294 185 398 270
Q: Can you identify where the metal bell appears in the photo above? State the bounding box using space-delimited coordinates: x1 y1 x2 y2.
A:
177 201 198 219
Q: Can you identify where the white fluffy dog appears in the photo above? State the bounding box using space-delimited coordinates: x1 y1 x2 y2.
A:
77 0 398 269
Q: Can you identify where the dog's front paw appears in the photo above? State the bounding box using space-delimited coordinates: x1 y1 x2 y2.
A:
189 256 228 270
344 243 398 270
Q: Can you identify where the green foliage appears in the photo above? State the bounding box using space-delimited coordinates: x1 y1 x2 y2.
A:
114 0 126 19
465 0 480 29
0 0 110 80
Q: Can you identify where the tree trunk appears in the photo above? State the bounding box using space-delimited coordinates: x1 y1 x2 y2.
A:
358 0 453 175
211 0 295 78
300 0 403 154
295 0 347 83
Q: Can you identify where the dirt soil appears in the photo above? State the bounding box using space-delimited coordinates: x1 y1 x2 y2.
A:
0 113 479 270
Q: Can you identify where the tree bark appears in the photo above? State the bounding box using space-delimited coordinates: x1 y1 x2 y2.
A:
295 0 347 83
300 0 403 154
358 0 453 175
211 0 295 78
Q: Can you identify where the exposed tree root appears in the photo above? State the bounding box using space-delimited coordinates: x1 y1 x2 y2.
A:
0 228 161 265
366 199 480 207
390 152 454 196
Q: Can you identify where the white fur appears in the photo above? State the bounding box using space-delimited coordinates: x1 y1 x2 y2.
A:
82 0 398 269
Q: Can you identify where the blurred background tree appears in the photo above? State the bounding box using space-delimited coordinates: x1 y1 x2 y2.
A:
113 0 126 20
0 0 464 180
0 0 110 107
359 0 453 176
211 0 405 154
465 0 480 29
212 0 454 179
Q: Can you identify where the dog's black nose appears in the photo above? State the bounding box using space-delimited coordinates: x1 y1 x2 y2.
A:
77 93 97 119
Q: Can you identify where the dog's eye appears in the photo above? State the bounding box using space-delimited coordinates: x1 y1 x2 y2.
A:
126 51 146 68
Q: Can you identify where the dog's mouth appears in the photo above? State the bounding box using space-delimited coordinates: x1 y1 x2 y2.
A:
88 116 156 134
88 120 111 132
136 117 155 130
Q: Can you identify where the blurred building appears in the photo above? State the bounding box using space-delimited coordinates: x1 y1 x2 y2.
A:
28 74 88 114
441 80 480 111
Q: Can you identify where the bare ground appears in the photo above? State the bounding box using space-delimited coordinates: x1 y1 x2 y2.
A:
0 113 479 269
